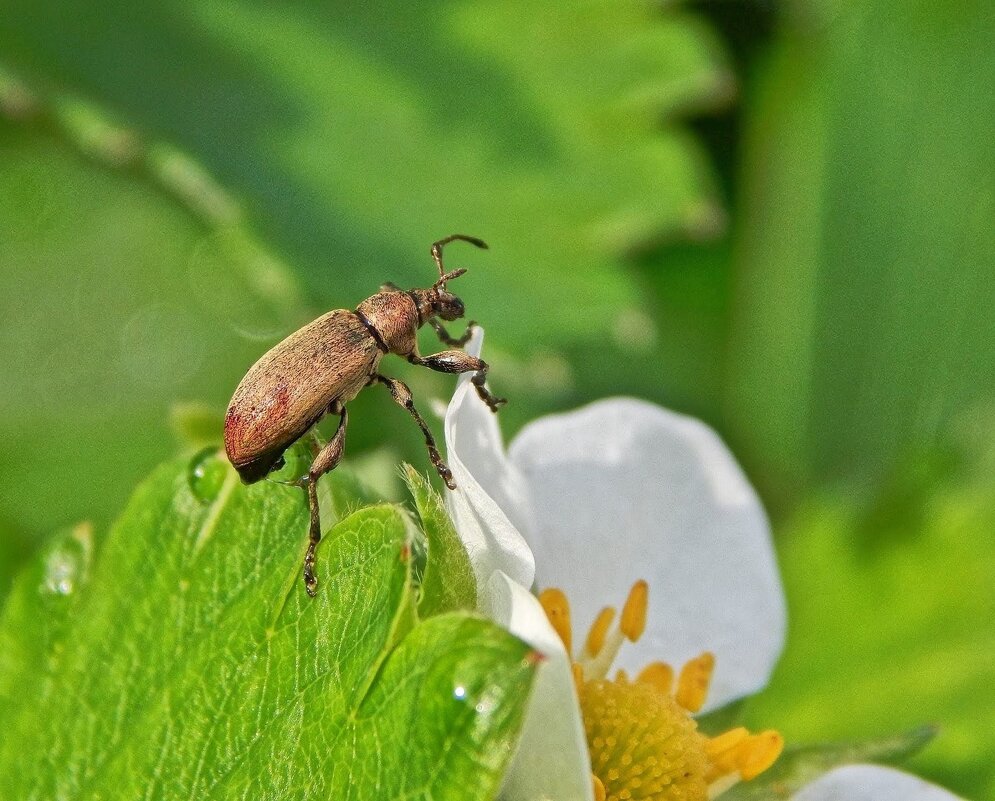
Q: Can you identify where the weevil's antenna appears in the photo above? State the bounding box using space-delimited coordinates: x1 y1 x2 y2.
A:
433 267 467 290
431 234 488 287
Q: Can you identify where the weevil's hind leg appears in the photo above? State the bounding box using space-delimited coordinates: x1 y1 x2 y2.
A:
430 319 477 348
302 405 348 596
409 350 506 412
373 374 455 490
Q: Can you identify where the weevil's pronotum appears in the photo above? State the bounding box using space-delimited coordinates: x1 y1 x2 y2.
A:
224 235 504 595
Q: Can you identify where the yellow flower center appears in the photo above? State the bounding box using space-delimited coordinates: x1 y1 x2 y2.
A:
539 582 783 801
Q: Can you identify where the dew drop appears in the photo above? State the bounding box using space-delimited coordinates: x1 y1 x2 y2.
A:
475 698 496 715
453 685 467 700
188 446 228 503
41 524 92 598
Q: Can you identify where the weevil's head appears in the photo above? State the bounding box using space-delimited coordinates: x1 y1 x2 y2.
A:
433 286 466 321
408 277 465 323
411 234 487 324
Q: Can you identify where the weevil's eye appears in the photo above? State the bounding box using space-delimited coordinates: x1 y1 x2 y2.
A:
438 295 465 321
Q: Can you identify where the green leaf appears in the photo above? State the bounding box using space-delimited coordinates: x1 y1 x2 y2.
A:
0 522 94 716
0 521 33 602
258 436 390 530
0 453 535 799
0 3 730 549
725 727 937 800
169 400 226 450
696 699 745 737
0 70 307 541
744 414 995 799
403 464 477 617
0 0 727 350
726 1 995 490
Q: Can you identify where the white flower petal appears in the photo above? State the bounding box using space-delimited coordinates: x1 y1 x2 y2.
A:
489 571 593 801
508 398 785 709
444 328 535 610
790 765 966 801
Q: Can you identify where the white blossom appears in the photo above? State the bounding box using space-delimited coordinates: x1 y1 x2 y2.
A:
443 328 963 801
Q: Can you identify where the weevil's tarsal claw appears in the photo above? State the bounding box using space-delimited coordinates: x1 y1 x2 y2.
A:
432 451 457 490
303 542 319 596
471 372 506 412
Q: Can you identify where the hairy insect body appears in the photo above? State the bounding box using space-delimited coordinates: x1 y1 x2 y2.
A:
223 235 505 597
225 310 381 482
355 290 420 354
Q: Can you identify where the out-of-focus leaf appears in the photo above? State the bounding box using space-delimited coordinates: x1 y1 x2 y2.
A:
725 726 937 800
0 452 535 799
0 521 32 601
170 400 226 450
725 1 995 491
0 1 732 541
0 71 307 538
0 0 728 354
0 522 93 711
744 411 995 799
696 698 745 737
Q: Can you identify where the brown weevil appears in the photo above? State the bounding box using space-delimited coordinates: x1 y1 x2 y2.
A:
224 235 504 596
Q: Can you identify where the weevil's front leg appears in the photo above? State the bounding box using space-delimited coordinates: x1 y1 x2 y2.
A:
430 319 477 348
373 374 455 490
303 405 348 596
409 350 506 412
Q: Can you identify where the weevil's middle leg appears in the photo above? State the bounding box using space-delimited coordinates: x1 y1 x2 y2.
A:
373 374 455 490
430 319 477 348
303 405 348 596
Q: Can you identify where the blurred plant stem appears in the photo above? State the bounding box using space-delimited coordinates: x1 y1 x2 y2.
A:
0 65 300 316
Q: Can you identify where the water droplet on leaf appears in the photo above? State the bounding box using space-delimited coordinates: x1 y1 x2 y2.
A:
41 523 92 598
188 447 228 503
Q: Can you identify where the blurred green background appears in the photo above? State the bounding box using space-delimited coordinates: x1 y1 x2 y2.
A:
0 1 991 796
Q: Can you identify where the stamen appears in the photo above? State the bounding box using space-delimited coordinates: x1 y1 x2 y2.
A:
704 727 750 779
572 662 585 692
583 606 616 659
539 588 573 656
739 731 784 780
705 727 784 791
704 727 749 762
547 584 784 800
636 661 675 696
676 652 715 712
581 582 648 681
620 579 648 642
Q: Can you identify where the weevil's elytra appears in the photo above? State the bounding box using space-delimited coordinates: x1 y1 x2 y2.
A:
223 234 505 596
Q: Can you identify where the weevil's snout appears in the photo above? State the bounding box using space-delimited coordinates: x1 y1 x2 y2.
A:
436 292 465 321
